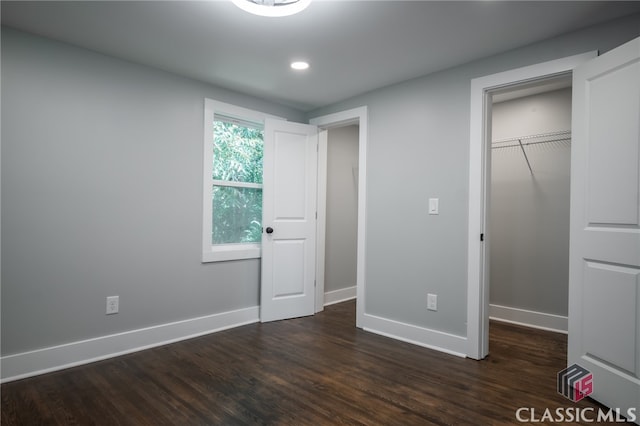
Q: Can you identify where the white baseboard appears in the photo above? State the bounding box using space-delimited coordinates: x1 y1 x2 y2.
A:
489 304 568 333
324 285 356 306
1 306 260 383
362 313 467 358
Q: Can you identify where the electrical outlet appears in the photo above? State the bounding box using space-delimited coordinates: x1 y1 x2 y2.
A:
106 296 119 315
427 293 437 311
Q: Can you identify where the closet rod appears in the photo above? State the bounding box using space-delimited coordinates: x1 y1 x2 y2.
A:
492 136 571 149
491 130 571 149
491 130 571 176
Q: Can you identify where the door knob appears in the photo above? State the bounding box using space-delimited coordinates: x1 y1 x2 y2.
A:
266 227 274 234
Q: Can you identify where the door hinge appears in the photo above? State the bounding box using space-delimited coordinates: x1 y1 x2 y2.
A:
480 233 484 242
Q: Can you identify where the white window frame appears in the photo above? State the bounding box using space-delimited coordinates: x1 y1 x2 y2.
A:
202 99 282 263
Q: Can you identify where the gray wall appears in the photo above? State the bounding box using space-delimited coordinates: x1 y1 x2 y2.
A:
325 126 359 293
490 89 572 316
1 27 304 356
307 14 640 337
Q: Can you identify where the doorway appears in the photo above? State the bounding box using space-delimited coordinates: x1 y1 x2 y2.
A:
323 125 359 306
465 51 597 359
310 106 368 328
488 78 572 338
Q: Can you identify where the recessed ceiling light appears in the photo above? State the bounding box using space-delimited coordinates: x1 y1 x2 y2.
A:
232 0 312 18
290 61 310 71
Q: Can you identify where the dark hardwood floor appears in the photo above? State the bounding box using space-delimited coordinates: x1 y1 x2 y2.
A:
2 301 611 425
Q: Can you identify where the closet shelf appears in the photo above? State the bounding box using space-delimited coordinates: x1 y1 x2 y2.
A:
491 130 571 149
491 130 571 175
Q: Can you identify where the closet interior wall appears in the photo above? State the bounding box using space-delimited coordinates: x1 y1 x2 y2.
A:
324 125 359 296
489 88 572 329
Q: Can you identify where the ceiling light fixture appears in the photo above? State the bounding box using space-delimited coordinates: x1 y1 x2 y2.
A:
231 0 311 17
290 61 310 70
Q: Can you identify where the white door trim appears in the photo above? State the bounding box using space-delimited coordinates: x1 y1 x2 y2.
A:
315 129 328 313
466 52 597 359
310 106 368 328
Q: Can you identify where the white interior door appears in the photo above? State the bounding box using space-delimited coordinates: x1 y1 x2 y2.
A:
261 119 318 322
569 36 640 418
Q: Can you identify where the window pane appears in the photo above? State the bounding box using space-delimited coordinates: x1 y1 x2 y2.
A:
212 185 262 244
213 120 263 184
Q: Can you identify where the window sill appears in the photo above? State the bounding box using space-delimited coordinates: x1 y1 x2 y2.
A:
202 244 261 263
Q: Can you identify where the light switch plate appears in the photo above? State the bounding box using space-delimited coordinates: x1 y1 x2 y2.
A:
429 198 439 215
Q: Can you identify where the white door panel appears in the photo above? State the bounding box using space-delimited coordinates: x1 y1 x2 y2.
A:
261 119 318 323
583 229 640 266
569 36 640 419
586 60 640 225
272 240 306 297
583 262 638 374
274 134 308 218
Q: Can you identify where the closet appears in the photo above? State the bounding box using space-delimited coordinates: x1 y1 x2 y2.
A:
488 84 572 332
323 125 359 305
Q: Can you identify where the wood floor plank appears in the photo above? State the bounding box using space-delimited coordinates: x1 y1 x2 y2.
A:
2 301 612 425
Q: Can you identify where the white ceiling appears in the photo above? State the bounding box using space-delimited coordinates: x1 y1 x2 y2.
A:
3 1 640 111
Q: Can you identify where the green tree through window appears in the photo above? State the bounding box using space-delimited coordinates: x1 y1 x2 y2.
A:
212 118 263 244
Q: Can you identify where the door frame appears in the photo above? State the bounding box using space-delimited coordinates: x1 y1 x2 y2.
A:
465 52 596 359
310 106 368 328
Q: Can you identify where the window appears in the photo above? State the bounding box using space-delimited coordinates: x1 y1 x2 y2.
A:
203 99 279 262
212 117 263 244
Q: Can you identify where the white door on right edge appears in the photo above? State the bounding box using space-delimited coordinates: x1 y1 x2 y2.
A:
568 36 640 421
